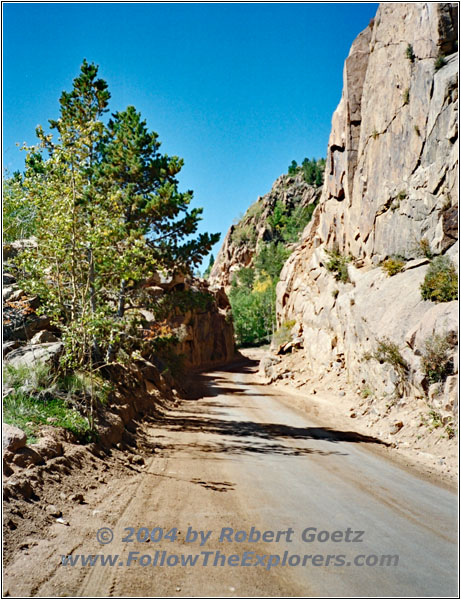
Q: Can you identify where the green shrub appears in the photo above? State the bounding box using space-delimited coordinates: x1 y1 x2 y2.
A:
301 158 325 186
429 409 443 428
229 279 276 347
154 289 215 320
2 172 37 242
288 160 298 175
434 55 447 71
361 385 373 399
405 44 415 62
245 200 264 221
268 200 288 232
233 267 255 290
445 425 456 439
421 255 458 302
231 223 257 246
381 257 405 276
365 337 408 374
417 238 433 259
4 362 55 395
421 332 455 384
203 254 215 279
254 242 290 281
325 247 351 283
281 202 318 243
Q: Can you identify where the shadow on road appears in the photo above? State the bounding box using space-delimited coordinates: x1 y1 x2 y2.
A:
140 353 389 460
154 412 387 448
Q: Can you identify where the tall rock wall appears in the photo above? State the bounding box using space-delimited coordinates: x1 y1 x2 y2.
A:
319 2 458 260
277 3 458 414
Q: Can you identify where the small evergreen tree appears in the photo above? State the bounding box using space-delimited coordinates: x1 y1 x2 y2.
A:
18 60 219 373
288 160 298 174
203 253 215 278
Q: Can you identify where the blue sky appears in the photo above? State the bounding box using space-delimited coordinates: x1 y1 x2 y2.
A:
3 2 378 268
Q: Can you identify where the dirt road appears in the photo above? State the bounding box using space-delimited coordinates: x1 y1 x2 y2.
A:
3 354 458 597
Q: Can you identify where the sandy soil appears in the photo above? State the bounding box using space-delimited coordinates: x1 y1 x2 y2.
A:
3 353 457 597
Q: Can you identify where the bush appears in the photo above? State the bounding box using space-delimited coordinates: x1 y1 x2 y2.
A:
231 223 257 246
365 337 408 374
229 279 276 347
268 201 288 232
301 158 325 186
233 267 255 290
361 385 373 399
245 200 264 220
417 238 433 259
381 257 405 276
421 333 455 384
405 44 415 62
434 55 447 71
287 158 325 185
325 247 351 283
281 202 318 243
254 242 290 281
3 172 37 242
288 160 298 175
153 289 215 320
203 254 215 279
420 255 458 302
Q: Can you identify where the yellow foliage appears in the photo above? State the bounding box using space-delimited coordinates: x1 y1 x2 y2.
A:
253 278 272 293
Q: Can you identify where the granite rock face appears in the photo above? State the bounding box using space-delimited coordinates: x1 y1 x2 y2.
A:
317 3 458 262
277 3 458 416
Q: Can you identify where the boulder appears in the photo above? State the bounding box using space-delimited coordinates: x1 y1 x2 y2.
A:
30 330 60 344
4 314 53 342
3 341 21 357
3 285 19 301
32 437 63 460
3 273 16 286
2 424 27 452
2 237 37 260
5 342 63 369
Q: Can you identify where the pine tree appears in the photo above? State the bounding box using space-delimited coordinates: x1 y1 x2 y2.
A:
203 253 215 278
18 60 219 374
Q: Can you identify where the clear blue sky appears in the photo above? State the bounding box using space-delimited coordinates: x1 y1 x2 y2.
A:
3 2 378 268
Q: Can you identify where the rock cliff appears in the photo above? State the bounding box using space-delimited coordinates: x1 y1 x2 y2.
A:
276 3 458 424
209 172 321 290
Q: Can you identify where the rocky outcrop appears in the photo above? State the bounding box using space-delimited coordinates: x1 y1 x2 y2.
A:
317 3 458 260
276 4 458 421
139 276 236 370
209 173 321 290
